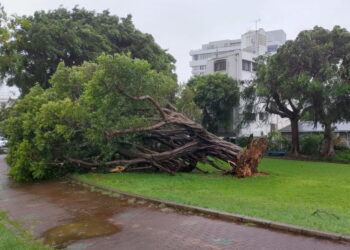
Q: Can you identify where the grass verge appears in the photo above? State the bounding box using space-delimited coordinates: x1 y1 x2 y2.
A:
0 211 52 250
76 158 350 235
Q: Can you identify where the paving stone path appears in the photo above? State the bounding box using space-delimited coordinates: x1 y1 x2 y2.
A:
0 155 349 250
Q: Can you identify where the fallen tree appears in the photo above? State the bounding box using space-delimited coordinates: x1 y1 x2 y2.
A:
69 85 268 177
1 54 267 181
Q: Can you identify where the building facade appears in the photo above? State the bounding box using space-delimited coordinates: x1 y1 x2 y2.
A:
189 29 289 137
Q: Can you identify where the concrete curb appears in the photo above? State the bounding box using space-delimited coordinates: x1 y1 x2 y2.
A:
69 176 350 243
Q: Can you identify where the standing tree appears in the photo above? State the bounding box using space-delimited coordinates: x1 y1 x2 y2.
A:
0 7 176 95
176 85 202 123
187 73 240 134
245 26 350 157
243 48 312 156
298 26 350 157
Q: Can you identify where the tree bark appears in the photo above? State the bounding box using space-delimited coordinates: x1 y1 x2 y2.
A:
323 122 335 157
71 108 269 177
235 138 268 177
290 117 300 156
69 84 268 178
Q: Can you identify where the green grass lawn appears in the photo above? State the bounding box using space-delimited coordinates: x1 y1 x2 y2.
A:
0 211 52 250
76 158 350 235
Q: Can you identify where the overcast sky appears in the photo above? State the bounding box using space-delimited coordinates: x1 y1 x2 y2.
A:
1 0 350 83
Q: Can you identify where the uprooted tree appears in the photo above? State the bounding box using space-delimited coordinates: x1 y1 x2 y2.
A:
1 54 267 182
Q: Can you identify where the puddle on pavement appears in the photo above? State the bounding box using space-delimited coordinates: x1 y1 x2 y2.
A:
33 181 135 249
0 155 135 249
42 219 120 248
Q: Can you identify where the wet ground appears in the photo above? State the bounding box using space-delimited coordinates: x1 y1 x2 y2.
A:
0 155 349 250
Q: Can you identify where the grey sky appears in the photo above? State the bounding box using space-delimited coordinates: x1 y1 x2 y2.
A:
2 0 350 83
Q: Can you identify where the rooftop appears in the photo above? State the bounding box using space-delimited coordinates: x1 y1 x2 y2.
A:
280 122 350 133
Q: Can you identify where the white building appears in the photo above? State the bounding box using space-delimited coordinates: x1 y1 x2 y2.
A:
189 29 289 137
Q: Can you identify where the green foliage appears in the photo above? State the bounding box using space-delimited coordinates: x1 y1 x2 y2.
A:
300 134 324 156
0 54 177 181
267 131 291 152
176 85 202 122
292 26 350 156
187 73 240 133
0 101 13 125
0 7 176 94
242 46 311 154
244 26 350 155
0 5 10 43
331 149 350 163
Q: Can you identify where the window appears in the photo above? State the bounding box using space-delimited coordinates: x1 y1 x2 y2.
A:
267 44 279 52
245 112 256 121
193 55 198 61
242 60 251 71
252 62 257 71
270 123 277 132
259 112 268 121
199 65 206 70
199 53 214 60
214 59 226 72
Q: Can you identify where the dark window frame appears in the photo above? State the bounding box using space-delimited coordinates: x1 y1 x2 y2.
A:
214 59 226 72
242 60 251 71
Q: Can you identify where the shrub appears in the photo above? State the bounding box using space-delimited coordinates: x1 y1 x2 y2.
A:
331 149 350 163
300 134 324 156
334 137 349 150
267 131 291 152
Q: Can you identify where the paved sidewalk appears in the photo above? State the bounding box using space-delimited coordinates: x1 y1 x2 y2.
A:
0 155 349 249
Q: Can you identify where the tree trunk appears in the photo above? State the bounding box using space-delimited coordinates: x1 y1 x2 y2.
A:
235 138 268 177
68 85 269 178
69 93 268 178
323 122 335 157
290 117 300 156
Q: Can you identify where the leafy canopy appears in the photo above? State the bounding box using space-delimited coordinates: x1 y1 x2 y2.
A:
245 26 350 156
0 54 177 181
293 26 350 156
176 85 202 123
187 73 240 133
298 26 350 124
0 7 176 94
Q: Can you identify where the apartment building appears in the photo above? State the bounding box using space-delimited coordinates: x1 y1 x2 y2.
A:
189 29 289 137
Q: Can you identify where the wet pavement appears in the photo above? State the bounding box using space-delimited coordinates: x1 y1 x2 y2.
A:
0 155 349 250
